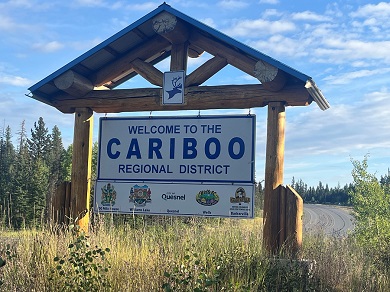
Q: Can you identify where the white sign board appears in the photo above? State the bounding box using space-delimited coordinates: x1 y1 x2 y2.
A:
97 115 255 183
95 115 255 218
162 71 185 104
95 181 254 218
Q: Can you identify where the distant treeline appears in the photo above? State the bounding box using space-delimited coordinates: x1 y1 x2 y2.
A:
255 172 390 207
289 172 390 205
289 178 353 205
1 118 389 229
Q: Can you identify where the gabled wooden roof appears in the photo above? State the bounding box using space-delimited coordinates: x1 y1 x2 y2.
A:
28 3 329 113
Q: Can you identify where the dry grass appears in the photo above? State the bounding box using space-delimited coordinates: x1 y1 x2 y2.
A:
0 215 388 291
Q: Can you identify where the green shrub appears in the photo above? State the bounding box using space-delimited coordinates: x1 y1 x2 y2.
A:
162 244 222 292
350 156 390 267
50 223 111 291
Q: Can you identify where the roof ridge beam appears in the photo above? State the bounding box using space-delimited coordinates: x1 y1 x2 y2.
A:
152 11 190 44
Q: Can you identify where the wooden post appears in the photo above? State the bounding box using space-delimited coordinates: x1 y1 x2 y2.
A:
263 102 285 254
285 185 303 256
53 182 66 224
170 42 188 71
278 185 286 247
71 108 93 231
64 181 71 225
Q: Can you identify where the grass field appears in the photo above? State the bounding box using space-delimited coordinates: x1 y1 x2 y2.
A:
0 215 389 291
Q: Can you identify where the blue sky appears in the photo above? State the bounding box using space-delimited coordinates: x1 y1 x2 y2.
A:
1 0 389 187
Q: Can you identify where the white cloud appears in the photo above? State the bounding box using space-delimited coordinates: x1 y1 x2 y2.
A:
200 18 217 29
73 0 127 10
324 3 343 18
0 14 34 32
292 11 332 22
259 0 279 4
363 87 389 103
73 0 107 7
70 38 103 51
225 18 296 37
285 105 389 158
349 2 390 34
323 68 390 85
285 88 390 158
350 2 390 18
127 2 160 11
316 39 390 64
309 22 339 39
0 74 33 87
32 41 64 53
217 0 249 9
261 9 283 18
249 34 310 58
0 0 53 11
0 15 15 31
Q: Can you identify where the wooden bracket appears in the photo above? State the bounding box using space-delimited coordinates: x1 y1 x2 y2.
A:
185 55 227 86
92 35 171 87
130 58 163 87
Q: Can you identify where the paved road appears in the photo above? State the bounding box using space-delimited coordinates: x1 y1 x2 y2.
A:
303 204 354 236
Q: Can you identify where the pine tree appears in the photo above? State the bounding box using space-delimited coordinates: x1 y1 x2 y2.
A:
12 121 31 228
63 145 73 181
46 125 66 221
25 118 51 227
256 180 264 210
0 126 15 226
28 117 51 163
27 158 49 227
380 170 390 194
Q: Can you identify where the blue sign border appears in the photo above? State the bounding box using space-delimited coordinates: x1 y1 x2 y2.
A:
97 115 255 183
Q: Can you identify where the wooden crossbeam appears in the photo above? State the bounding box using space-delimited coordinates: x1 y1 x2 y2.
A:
130 58 163 87
52 84 312 113
185 55 228 86
92 35 171 87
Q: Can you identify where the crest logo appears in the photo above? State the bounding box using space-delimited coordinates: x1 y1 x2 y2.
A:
101 183 117 206
129 184 152 207
196 190 219 206
230 187 250 204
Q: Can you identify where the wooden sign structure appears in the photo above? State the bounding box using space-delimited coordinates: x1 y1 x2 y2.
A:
28 3 329 254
